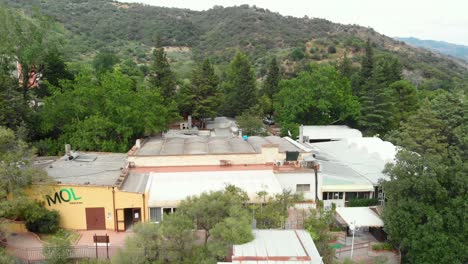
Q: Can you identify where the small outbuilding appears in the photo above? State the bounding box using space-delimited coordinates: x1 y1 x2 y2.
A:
221 229 322 264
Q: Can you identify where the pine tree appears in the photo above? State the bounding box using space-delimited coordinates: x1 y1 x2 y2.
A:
222 52 257 117
337 51 353 80
262 57 280 100
190 59 221 127
360 38 374 85
149 44 176 100
358 54 403 135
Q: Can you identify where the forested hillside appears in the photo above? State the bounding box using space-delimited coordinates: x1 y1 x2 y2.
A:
1 0 467 89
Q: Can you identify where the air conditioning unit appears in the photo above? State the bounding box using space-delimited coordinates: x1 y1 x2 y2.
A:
303 136 310 143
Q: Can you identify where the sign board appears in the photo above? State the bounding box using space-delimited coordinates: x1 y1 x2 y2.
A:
93 234 110 243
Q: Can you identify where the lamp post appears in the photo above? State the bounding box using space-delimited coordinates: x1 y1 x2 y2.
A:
350 220 356 259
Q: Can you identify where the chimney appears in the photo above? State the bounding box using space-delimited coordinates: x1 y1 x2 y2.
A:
65 144 71 155
187 115 192 129
136 139 141 149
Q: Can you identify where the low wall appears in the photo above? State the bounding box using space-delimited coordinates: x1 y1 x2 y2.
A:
3 220 28 233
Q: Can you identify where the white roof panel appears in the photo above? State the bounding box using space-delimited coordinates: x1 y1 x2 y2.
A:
336 207 384 227
302 125 362 140
146 170 283 207
231 230 322 264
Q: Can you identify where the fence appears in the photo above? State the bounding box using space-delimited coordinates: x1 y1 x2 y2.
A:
1 241 124 263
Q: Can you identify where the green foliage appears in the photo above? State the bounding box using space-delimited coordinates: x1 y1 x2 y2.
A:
274 64 360 128
290 47 305 61
372 242 393 251
252 190 302 229
222 52 257 117
388 80 419 125
382 92 467 263
358 53 403 136
348 198 378 207
113 222 163 264
18 201 60 234
115 186 254 264
236 109 266 136
43 232 72 264
149 46 177 100
92 50 120 74
38 70 177 153
262 56 281 100
304 205 336 264
0 248 15 264
180 59 222 125
0 127 48 196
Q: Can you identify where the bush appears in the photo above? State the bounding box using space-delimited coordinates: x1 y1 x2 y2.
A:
290 48 305 61
43 234 71 264
348 198 378 207
22 202 60 234
327 46 337 54
372 242 393 251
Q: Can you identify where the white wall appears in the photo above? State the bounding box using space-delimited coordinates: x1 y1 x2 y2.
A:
274 172 322 201
130 146 311 167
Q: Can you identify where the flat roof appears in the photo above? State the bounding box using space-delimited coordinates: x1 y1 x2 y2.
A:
146 170 283 207
41 152 127 186
231 229 322 264
310 138 396 185
336 207 384 228
302 125 362 140
134 135 303 156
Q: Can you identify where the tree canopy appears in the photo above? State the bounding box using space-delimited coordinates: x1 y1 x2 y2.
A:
274 64 360 136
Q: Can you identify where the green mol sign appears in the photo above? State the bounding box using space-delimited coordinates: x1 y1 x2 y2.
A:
46 188 82 206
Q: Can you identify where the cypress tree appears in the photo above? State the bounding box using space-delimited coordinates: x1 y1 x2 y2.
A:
263 57 280 99
149 44 176 100
222 52 257 117
190 59 221 126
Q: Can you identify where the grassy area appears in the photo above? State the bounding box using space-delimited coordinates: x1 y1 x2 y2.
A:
38 229 80 244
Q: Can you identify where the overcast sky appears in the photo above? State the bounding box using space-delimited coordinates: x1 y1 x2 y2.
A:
117 0 468 46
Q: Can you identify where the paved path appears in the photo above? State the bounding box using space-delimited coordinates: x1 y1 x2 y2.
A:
5 232 43 248
76 230 133 247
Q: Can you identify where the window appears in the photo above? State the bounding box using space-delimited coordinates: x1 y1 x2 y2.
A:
296 184 311 192
323 192 344 200
149 207 177 222
149 207 162 222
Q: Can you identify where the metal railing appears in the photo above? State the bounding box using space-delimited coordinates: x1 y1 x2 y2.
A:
1 241 124 263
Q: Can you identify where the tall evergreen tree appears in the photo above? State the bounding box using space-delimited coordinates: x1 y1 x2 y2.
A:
189 59 221 127
222 52 257 117
262 56 280 100
337 51 353 80
358 54 403 135
388 80 419 126
360 38 374 85
149 45 176 100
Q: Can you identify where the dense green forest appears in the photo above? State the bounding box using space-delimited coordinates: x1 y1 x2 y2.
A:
0 1 466 263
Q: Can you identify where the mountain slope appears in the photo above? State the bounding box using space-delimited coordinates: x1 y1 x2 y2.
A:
396 37 468 62
1 0 467 88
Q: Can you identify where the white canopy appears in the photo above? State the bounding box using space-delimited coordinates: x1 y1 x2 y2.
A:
336 207 384 228
146 170 283 207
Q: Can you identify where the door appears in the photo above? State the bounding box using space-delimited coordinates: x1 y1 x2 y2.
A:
116 209 125 232
85 208 106 230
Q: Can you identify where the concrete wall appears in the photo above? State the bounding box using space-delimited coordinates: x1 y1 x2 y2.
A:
274 172 323 201
28 185 145 231
129 146 309 167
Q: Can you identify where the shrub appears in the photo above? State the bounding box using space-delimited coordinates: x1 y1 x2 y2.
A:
328 46 337 54
348 198 378 207
23 202 60 234
290 48 305 61
43 234 71 264
372 242 393 251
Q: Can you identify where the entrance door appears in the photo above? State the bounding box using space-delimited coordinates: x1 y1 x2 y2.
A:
85 208 106 230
